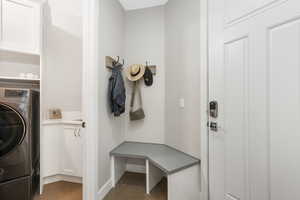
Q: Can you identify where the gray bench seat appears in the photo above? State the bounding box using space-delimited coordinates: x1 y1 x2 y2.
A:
110 141 200 174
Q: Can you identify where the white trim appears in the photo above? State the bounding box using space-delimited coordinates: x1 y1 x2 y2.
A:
97 179 113 200
110 156 116 187
0 76 40 83
39 0 46 195
200 0 209 200
43 175 83 185
146 160 150 194
82 0 100 200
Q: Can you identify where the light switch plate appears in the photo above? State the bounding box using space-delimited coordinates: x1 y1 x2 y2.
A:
179 98 185 108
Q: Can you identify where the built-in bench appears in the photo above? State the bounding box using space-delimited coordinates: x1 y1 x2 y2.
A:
110 142 201 200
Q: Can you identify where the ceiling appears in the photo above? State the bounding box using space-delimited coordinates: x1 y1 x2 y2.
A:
118 0 168 11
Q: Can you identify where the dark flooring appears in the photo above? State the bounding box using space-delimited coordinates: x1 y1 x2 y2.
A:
104 172 167 200
36 172 166 200
37 181 82 200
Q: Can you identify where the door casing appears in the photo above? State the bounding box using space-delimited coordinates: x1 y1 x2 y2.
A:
82 0 100 200
82 0 211 200
199 0 209 200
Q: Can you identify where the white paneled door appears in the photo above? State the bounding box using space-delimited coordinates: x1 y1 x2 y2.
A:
209 0 300 200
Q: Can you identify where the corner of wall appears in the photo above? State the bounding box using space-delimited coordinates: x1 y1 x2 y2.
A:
97 0 127 191
97 178 113 200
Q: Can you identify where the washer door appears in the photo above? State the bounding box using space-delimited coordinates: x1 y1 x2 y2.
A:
0 103 26 157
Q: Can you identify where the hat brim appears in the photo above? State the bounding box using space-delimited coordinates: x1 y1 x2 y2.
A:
126 65 146 81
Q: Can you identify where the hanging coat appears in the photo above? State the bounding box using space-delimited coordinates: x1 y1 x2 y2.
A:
108 64 126 116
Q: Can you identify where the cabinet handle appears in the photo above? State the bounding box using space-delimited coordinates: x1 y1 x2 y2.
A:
77 128 81 137
74 129 77 137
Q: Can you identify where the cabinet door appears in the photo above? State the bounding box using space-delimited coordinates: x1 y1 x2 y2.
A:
0 0 40 54
42 125 62 178
61 126 83 177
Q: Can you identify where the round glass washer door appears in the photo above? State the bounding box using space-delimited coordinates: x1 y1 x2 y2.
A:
0 103 26 157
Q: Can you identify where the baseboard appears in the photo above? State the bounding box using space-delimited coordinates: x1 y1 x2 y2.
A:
43 174 82 185
97 179 113 200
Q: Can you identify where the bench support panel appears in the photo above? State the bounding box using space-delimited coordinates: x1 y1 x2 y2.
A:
168 164 201 200
146 159 165 194
111 156 126 187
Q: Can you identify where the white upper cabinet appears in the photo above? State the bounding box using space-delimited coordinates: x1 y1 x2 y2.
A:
0 0 41 55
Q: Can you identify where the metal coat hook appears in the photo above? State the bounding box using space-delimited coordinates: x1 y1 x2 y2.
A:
115 56 125 65
112 56 119 65
106 56 125 69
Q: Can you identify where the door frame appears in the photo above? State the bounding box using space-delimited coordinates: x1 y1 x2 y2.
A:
200 0 209 200
82 0 210 200
82 0 100 199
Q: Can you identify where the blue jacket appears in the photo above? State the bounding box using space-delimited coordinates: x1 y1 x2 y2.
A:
108 64 126 116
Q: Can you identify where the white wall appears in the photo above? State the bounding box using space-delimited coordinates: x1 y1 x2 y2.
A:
98 0 126 189
124 6 165 144
0 51 40 78
165 0 201 158
43 0 82 113
96 0 201 191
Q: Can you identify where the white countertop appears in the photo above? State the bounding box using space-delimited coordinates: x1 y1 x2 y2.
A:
42 119 83 126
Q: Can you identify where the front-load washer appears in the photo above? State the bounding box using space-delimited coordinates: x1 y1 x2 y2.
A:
0 88 40 200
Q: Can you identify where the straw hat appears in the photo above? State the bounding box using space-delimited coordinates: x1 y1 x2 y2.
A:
126 64 146 81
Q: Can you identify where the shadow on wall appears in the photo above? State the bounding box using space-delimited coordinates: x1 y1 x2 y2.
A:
43 3 83 112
